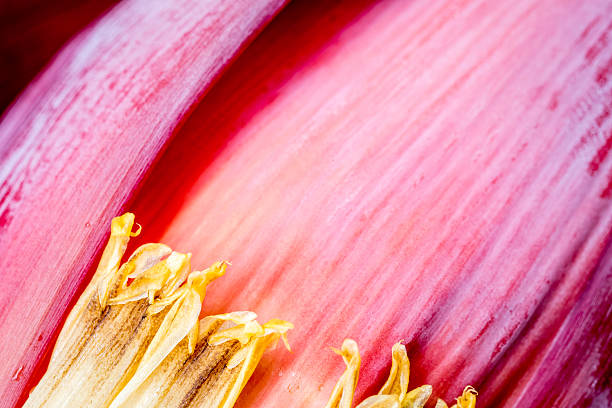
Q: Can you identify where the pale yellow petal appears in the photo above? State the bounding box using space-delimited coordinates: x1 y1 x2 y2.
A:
263 319 294 351
455 386 478 408
435 399 449 408
98 242 171 308
357 395 401 408
123 243 173 280
209 321 265 346
108 263 169 305
205 311 258 325
378 342 410 401
108 290 201 408
148 286 187 315
401 385 432 408
94 213 138 308
108 261 226 408
325 339 361 408
109 251 191 305
188 261 228 297
227 345 251 369
159 252 191 298
217 320 293 408
188 318 199 354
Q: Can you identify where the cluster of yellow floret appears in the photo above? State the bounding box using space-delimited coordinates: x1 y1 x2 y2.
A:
325 339 477 408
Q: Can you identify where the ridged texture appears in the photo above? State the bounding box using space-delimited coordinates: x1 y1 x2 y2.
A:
128 0 612 406
1 0 612 407
0 0 287 406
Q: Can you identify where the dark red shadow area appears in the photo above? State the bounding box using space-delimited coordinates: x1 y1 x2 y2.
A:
0 0 120 116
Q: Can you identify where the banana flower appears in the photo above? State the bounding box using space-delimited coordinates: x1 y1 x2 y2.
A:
0 0 611 407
